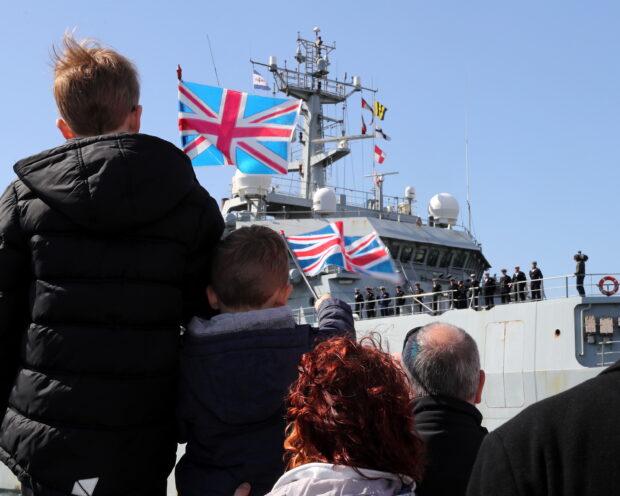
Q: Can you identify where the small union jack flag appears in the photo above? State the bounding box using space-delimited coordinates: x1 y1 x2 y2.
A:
178 80 302 174
285 221 403 284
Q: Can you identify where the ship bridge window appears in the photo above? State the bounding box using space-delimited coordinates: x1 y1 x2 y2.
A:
400 245 413 263
427 249 439 267
383 238 399 257
452 251 467 269
413 246 427 264
439 251 452 268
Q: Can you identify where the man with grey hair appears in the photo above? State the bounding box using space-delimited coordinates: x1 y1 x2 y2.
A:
402 322 487 496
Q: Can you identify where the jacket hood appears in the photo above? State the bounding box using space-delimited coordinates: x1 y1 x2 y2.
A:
267 463 413 496
14 133 197 231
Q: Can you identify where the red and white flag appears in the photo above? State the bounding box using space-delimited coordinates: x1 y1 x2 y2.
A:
361 115 367 135
374 145 386 164
362 97 375 123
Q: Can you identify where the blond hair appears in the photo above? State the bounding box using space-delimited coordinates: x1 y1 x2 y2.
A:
53 34 140 136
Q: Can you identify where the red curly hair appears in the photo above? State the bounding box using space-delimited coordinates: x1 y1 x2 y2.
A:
284 336 424 482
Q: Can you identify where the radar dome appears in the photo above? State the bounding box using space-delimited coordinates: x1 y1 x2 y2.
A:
405 186 416 200
231 170 272 199
428 193 459 226
312 187 337 213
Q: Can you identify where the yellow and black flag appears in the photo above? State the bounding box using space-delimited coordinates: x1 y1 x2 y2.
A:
374 100 387 120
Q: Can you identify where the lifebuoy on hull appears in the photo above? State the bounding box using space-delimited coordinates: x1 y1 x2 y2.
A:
598 276 619 296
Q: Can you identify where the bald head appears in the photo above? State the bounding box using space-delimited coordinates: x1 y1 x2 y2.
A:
402 322 483 403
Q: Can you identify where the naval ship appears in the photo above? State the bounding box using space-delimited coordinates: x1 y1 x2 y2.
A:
2 27 619 495
221 28 619 432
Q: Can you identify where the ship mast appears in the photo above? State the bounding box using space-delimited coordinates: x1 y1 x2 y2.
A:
251 27 376 200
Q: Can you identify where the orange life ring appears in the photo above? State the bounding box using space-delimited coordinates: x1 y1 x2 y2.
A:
598 276 619 296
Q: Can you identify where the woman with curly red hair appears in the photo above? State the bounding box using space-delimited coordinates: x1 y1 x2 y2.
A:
266 336 424 496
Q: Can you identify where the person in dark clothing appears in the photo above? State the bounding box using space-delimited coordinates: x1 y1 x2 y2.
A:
176 226 354 496
467 359 620 496
512 266 527 301
413 283 425 313
379 286 391 317
402 323 487 496
431 279 442 315
574 251 588 297
499 269 512 304
0 36 224 496
365 287 376 318
468 274 480 310
481 273 496 309
529 261 543 300
455 281 467 309
394 285 406 315
448 279 458 309
353 288 364 317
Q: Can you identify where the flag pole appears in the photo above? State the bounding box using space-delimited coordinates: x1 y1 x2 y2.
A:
280 231 319 300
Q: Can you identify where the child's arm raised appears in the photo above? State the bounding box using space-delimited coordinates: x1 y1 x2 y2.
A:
314 295 355 339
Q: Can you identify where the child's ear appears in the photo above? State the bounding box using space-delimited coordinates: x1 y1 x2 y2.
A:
128 105 142 133
56 118 75 139
206 285 220 310
274 284 293 306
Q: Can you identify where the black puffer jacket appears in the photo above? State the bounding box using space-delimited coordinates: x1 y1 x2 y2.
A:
0 133 224 495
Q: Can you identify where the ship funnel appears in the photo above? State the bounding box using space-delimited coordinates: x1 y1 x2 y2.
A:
428 193 459 227
313 187 337 213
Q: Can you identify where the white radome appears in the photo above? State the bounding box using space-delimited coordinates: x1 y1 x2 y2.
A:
231 170 273 198
312 187 337 213
428 193 459 225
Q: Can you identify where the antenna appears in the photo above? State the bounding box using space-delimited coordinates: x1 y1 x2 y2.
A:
206 34 221 86
465 93 472 233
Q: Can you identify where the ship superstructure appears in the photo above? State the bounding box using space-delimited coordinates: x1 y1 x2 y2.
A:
222 28 490 310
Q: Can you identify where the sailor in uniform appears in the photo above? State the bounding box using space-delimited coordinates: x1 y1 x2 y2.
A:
365 287 376 318
499 269 512 304
482 272 496 309
512 266 527 301
413 283 424 314
468 274 480 310
395 285 406 315
379 286 391 316
432 279 442 315
529 261 543 300
353 288 364 317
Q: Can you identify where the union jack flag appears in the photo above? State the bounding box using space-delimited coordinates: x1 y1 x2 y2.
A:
285 221 403 284
178 80 302 174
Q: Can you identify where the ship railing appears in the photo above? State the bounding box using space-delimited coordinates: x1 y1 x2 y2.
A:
292 273 620 324
269 175 406 211
231 207 470 230
595 339 620 367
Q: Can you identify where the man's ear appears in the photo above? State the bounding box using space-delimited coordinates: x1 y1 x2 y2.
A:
474 369 486 404
56 118 75 139
206 285 220 310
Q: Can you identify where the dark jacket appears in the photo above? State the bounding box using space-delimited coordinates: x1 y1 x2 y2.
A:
482 277 496 297
467 360 620 496
176 299 354 496
0 133 224 495
414 395 487 496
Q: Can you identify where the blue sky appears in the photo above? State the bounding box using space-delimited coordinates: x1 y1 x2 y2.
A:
1 0 619 283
